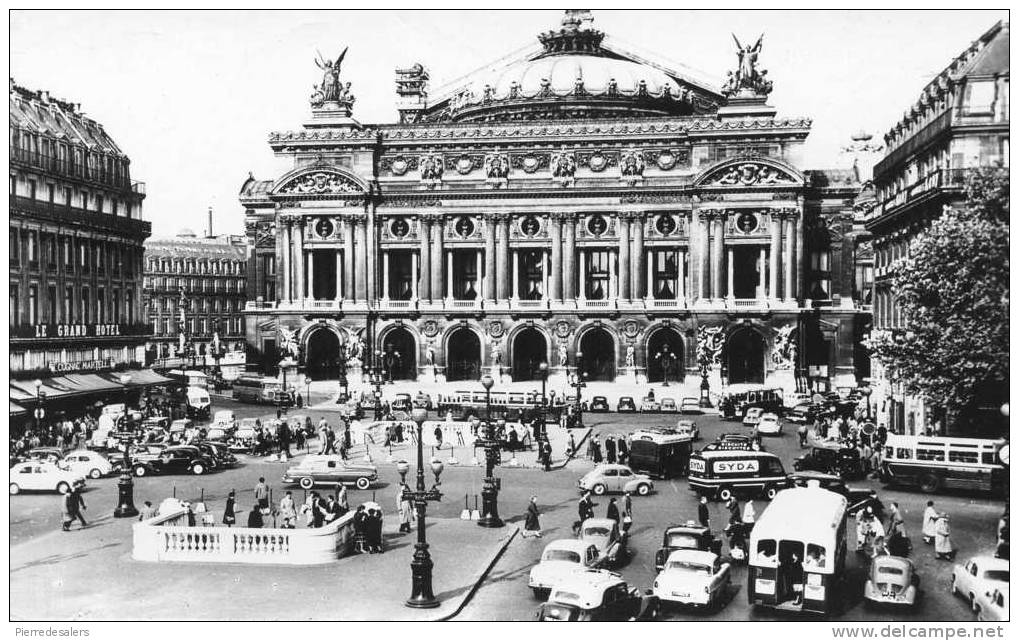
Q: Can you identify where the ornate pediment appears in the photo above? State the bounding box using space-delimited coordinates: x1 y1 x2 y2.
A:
275 170 364 195
701 161 797 187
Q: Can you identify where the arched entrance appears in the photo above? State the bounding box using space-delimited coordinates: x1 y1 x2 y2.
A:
306 328 342 380
381 327 417 382
447 328 481 382
580 327 616 382
647 327 685 384
512 328 547 381
727 327 766 384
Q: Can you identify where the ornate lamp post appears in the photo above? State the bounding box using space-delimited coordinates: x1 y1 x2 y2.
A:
698 352 713 408
119 373 133 407
571 352 586 429
33 379 45 432
656 347 676 387
401 408 444 608
537 361 549 441
477 374 503 528
304 376 312 408
859 385 873 421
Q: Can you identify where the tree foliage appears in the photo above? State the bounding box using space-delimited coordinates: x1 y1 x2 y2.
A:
866 167 1009 421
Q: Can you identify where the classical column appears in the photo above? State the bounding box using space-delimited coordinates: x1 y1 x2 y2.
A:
382 251 390 300
355 215 368 301
430 216 444 300
563 214 576 299
618 214 631 300
418 217 431 302
609 252 617 299
295 220 306 302
578 251 587 300
411 252 419 299
496 215 510 300
795 207 805 301
484 216 496 300
758 247 766 299
678 250 686 300
550 215 563 301
726 247 734 300
334 250 342 301
307 249 315 300
280 220 290 302
710 215 724 300
769 211 782 300
542 251 549 300
475 250 483 299
631 213 645 299
343 219 355 301
783 214 795 301
511 250 520 300
698 212 711 302
446 251 453 300
646 252 654 299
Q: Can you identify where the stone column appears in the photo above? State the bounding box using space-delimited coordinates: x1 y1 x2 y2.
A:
334 250 342 301
783 214 795 301
563 214 576 299
308 249 316 300
294 219 305 303
430 216 444 300
511 251 519 300
726 247 734 300
795 207 805 301
758 247 767 299
418 217 431 302
496 215 510 300
578 251 587 300
550 215 563 301
446 251 453 300
618 214 631 300
711 215 724 300
475 250 483 299
698 212 711 302
281 219 291 302
355 215 368 301
631 213 645 299
382 251 390 300
769 210 782 300
343 218 355 301
484 216 496 300
542 251 549 300
411 252 419 299
678 250 686 300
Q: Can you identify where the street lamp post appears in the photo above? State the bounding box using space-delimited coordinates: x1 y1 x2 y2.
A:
33 379 45 432
119 374 133 408
859 385 873 421
401 408 444 608
571 352 586 430
656 347 676 387
304 376 312 408
537 361 549 441
477 374 503 528
698 354 713 408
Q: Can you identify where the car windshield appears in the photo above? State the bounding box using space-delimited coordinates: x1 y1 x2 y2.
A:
544 550 581 563
877 566 905 576
985 570 1009 582
667 534 699 548
669 561 711 574
584 527 611 538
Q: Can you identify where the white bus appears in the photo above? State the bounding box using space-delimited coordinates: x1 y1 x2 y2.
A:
880 434 1008 494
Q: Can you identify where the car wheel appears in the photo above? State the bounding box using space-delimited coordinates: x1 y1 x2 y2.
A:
355 477 371 490
56 481 70 494
89 468 103 480
9 483 20 495
636 483 651 496
299 477 315 490
717 486 733 502
134 465 148 477
191 463 206 476
765 485 779 500
919 474 941 493
592 483 607 496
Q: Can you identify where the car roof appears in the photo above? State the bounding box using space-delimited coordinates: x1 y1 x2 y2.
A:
593 464 631 472
873 555 914 571
550 570 626 600
665 522 709 535
696 449 777 460
582 518 617 530
544 539 594 555
665 549 718 565
969 556 1010 570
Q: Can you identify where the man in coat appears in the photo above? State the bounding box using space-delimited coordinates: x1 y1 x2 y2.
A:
698 496 710 528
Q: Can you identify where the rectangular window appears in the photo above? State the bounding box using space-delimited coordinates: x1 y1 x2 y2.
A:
915 448 945 462
9 229 19 265
112 290 120 323
516 250 543 300
81 288 90 323
28 285 38 324
652 249 681 300
47 285 57 322
10 284 19 326
97 288 105 323
64 287 74 322
64 188 72 206
948 450 979 464
963 80 996 115
585 250 611 300
809 250 832 300
27 233 36 262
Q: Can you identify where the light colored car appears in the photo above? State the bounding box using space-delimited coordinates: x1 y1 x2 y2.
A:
578 464 654 496
757 413 782 435
785 392 812 409
536 569 660 621
578 518 628 567
59 450 113 479
864 555 919 607
282 454 378 490
676 419 700 441
742 407 764 426
10 461 83 494
528 539 601 598
640 397 661 413
212 410 237 431
660 398 678 413
974 587 1008 622
680 398 702 414
952 556 1010 610
653 549 731 608
204 427 230 442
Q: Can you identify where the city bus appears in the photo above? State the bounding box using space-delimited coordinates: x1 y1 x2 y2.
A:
879 435 1008 494
436 389 567 421
628 427 692 479
718 384 784 420
232 375 286 405
748 485 848 614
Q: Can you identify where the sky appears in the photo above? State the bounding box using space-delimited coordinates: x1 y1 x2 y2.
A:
10 9 1006 238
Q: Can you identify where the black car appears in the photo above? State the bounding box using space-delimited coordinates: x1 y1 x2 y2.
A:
793 444 865 479
590 396 610 413
194 441 239 469
132 445 212 477
654 522 723 572
786 471 874 513
617 397 637 413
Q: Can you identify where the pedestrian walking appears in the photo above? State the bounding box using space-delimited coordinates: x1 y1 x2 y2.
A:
254 477 270 512
223 490 236 527
566 431 577 458
798 423 808 448
68 481 87 529
434 424 444 448
139 500 157 521
398 483 413 533
622 491 632 520
727 497 742 526
336 484 349 515
742 500 756 525
279 491 297 529
325 427 337 454
523 495 542 538
934 514 955 560
605 437 617 464
247 505 264 528
698 496 710 528
353 505 368 553
368 508 384 553
592 437 603 464
541 439 553 472
575 492 595 534
617 436 628 465
606 497 620 525
61 488 75 532
887 501 905 538
922 500 938 545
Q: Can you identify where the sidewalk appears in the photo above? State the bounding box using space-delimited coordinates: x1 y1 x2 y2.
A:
10 511 516 621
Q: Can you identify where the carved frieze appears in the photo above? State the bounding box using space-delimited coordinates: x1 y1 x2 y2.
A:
642 147 691 171
577 150 617 172
703 162 797 187
276 171 362 195
380 155 419 176
510 152 550 174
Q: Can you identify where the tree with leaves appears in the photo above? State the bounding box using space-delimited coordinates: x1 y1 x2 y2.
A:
866 166 1009 433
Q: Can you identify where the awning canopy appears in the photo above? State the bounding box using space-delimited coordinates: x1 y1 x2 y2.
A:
97 369 174 387
10 401 28 417
9 369 177 405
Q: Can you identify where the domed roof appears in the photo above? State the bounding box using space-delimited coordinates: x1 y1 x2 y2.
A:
427 10 724 123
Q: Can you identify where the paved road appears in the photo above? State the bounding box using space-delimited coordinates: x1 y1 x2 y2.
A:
10 399 1005 622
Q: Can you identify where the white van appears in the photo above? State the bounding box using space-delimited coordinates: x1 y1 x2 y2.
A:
186 387 211 419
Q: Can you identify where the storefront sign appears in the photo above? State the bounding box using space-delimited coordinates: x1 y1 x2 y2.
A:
51 358 115 373
33 323 124 338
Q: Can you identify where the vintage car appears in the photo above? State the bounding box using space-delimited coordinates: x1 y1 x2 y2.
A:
192 441 238 469
974 587 1008 622
59 450 114 479
10 461 83 495
660 398 678 413
228 426 260 453
757 413 783 436
786 471 872 508
785 392 813 410
680 398 703 415
653 549 731 608
169 419 194 436
212 410 237 432
412 392 433 410
24 447 64 463
786 403 824 425
204 426 231 442
952 556 1010 610
654 521 723 571
640 397 662 413
536 570 659 621
579 518 629 567
392 393 412 412
742 407 764 426
578 464 654 496
589 396 610 413
529 540 602 598
282 454 378 490
676 419 700 441
617 397 637 413
864 555 920 607
128 443 168 465
793 444 865 479
133 445 213 477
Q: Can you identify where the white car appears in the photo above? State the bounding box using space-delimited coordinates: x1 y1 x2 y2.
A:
742 407 764 426
212 410 237 431
10 462 84 494
952 556 1009 610
528 539 601 598
785 392 812 409
974 587 1008 622
59 450 114 479
757 413 783 436
676 419 700 441
653 549 731 608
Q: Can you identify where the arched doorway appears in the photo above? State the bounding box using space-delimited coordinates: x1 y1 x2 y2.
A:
512 328 547 381
727 328 766 384
306 328 342 380
381 327 417 382
580 327 616 382
447 328 481 382
647 327 685 384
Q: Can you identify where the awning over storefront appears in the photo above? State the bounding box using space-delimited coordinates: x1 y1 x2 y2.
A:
97 369 174 387
9 369 176 405
10 401 28 417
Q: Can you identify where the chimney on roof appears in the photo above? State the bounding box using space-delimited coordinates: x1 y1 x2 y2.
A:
207 207 214 238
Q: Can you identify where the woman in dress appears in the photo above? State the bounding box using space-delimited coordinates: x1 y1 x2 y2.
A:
398 484 413 533
934 514 955 560
523 496 542 538
278 491 297 529
222 490 236 527
922 500 938 545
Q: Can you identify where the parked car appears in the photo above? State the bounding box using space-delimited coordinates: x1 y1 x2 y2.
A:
700 434 761 452
412 392 433 410
10 461 83 494
212 409 237 432
864 555 920 608
640 397 662 413
589 396 610 413
59 450 114 479
680 398 703 415
654 521 723 572
578 464 654 496
617 397 637 413
24 447 64 463
392 393 412 412
785 392 813 409
133 445 212 477
793 445 865 479
229 427 259 453
742 407 764 426
676 419 700 441
660 398 678 413
578 518 628 567
282 454 378 490
757 413 783 436
952 556 1010 610
529 540 602 598
974 587 1008 622
653 549 731 609
536 570 659 621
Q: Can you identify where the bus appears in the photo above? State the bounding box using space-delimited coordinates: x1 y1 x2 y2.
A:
879 435 1008 494
718 384 784 420
748 486 848 614
436 389 567 421
233 375 288 405
628 428 692 479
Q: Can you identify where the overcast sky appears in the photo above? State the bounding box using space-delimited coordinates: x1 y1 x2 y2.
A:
10 9 1005 237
